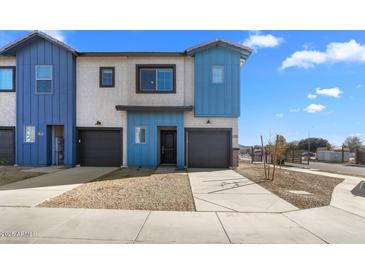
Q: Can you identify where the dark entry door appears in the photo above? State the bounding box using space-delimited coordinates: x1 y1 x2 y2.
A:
160 130 177 164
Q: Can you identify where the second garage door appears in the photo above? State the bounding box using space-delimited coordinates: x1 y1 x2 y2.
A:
186 129 231 168
78 129 122 167
0 128 15 165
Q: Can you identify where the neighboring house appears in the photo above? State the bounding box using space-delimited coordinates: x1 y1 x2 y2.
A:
0 31 252 168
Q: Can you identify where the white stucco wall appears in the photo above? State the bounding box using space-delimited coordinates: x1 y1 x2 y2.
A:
76 57 127 127
126 56 194 106
184 57 194 106
76 57 128 165
184 112 239 148
76 56 194 126
0 57 16 126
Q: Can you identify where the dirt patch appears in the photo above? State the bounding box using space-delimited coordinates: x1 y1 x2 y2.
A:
39 168 195 211
0 166 45 187
235 163 343 209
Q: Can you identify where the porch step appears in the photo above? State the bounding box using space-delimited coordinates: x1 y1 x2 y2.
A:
154 166 176 174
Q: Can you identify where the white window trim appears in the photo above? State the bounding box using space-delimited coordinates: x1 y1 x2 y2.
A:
139 68 173 92
135 126 147 144
35 65 53 94
24 125 36 143
212 65 224 84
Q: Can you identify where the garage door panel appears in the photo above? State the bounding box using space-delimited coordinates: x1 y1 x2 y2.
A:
187 129 231 168
0 128 15 165
78 129 122 167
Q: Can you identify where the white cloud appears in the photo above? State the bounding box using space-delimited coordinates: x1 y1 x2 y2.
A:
315 87 342 98
289 108 300 112
307 93 317 99
303 104 326 113
356 84 363 89
243 34 283 49
280 40 365 69
42 30 66 42
275 113 284 118
281 50 327 69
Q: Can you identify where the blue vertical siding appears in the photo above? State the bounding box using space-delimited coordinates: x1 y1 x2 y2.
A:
15 37 76 166
194 45 241 117
127 112 184 168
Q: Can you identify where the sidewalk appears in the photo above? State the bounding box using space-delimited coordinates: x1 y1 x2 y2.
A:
285 161 365 177
1 205 365 244
0 167 118 207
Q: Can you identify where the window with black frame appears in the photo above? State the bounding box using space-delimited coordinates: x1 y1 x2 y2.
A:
136 65 175 93
99 67 115 87
0 66 15 92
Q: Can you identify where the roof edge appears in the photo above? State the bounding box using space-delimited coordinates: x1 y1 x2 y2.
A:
115 105 193 112
186 38 252 59
78 52 186 57
0 30 77 56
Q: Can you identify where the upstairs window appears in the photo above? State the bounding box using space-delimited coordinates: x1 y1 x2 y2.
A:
135 127 146 144
36 65 52 94
137 65 175 93
100 67 115 87
0 66 15 92
212 65 224 84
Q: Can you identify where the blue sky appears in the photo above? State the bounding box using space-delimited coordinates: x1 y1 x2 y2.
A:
1 30 364 146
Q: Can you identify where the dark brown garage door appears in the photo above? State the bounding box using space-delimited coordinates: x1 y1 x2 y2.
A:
0 128 15 165
78 129 122 167
186 129 231 168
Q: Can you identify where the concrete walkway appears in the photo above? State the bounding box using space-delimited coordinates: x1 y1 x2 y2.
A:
286 162 365 177
281 166 365 218
188 169 297 212
0 167 118 207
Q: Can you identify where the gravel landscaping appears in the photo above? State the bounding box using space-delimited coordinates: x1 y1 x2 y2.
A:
39 168 195 211
0 166 45 187
235 162 343 209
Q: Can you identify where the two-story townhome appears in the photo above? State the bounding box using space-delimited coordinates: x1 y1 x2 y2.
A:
0 31 251 168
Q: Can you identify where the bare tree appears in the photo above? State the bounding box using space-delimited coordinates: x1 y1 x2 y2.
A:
343 136 363 152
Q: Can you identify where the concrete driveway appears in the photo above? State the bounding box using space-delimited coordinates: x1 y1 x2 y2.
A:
188 169 297 212
0 167 118 207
